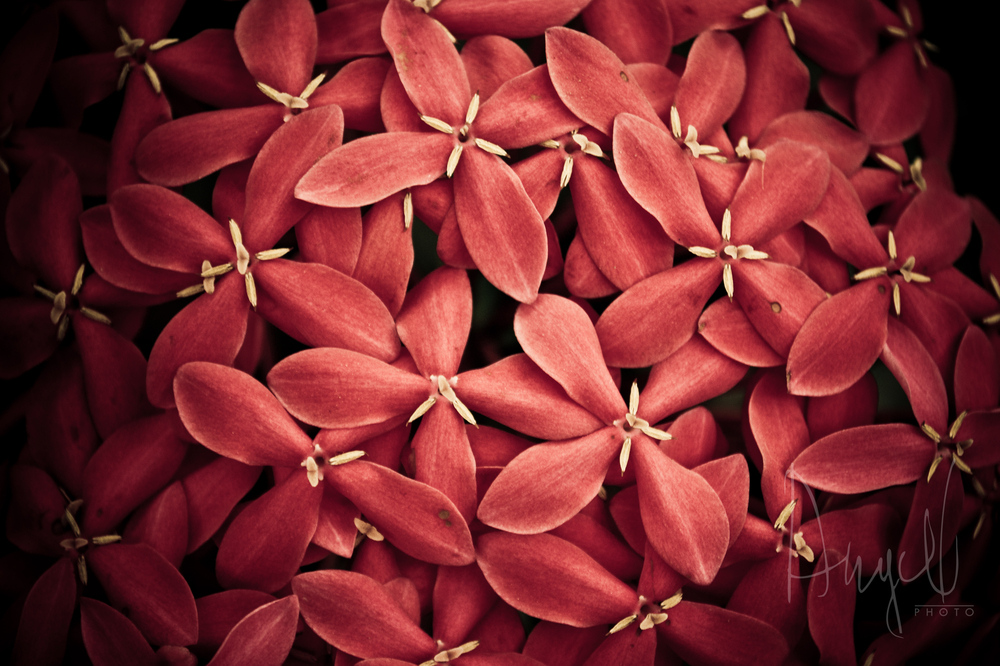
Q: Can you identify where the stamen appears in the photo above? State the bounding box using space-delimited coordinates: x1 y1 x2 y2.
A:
853 266 888 281
607 615 637 635
741 5 769 19
149 38 179 51
80 307 112 325
780 12 795 44
404 192 414 229
435 375 477 426
953 455 972 475
619 437 631 475
300 73 326 100
117 63 130 90
143 63 162 94
540 139 560 149
421 115 454 134
176 284 205 298
974 512 987 539
927 454 943 482
886 25 908 38
892 282 900 315
65 507 81 537
77 555 88 585
721 208 732 242
640 424 672 441
245 272 257 308
408 395 437 423
560 157 574 189
57 316 70 341
991 274 1000 300
71 264 86 295
446 145 463 177
255 248 291 261
639 613 668 630
629 379 640 415
91 534 122 545
921 422 942 443
669 106 682 139
774 499 797 532
949 411 968 440
465 92 481 125
201 263 233 278
660 591 683 609
422 640 480 665
474 138 508 157
792 532 814 562
723 263 734 299
354 517 384 541
301 456 321 487
61 537 88 550
49 291 66 325
887 230 897 261
688 246 717 258
910 158 926 191
329 450 366 466
874 152 904 173
571 132 589 151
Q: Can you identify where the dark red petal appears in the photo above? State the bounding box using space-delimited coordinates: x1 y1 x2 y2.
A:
108 65 172 194
920 65 955 163
146 276 249 408
697 298 783 368
807 550 857 666
511 142 563 221
13 558 76 666
658 601 789 666
124 481 188 569
182 456 262 554
515 294 624 422
757 111 869 177
80 598 157 666
807 372 879 441
612 113 718 248
207 596 300 666
295 132 452 207
433 0 590 39
802 165 887 268
787 280 890 396
327 461 476 566
854 40 928 145
88 543 198 646
463 35 533 100
152 29 261 109
135 105 285 187
353 193 415 317
396 267 471 378
893 176 971 272
82 413 188 535
880 317 949 434
0 299 58 378
896 463 964 581
196 590 276 652
217 472 321 592
268 348 427 428
957 411 1000 469
596 259 722 368
633 436 729 585
453 147 547 303
955 326 999 414
564 232 618 299
784 0 878 76
726 555 805 648
478 427 620 534
458 354 607 440
788 424 933 494
694 454 750 548
309 57 389 133
475 65 581 149
382 0 470 125
546 27 663 136
582 0 672 65
476 532 637 627
673 30 745 138
664 0 757 44
316 1 386 63
235 0 316 95
294 570 435 661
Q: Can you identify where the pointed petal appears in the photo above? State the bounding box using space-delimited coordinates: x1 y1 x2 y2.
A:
658 601 789 666
13 559 76 666
462 35 533 100
732 260 827 357
196 590 276 652
695 454 750 548
412 402 477 523
881 317 949 434
80 599 157 666
802 165 887 268
296 204 362 276
182 456 262 554
353 193 415 317
564 231 618 299
581 0 672 65
124 481 188 569
807 550 857 666
235 0 316 95
697 298 783 368
955 326 999 414
475 65 581 149
757 111 869 176
673 30 745 138
316 1 386 63
152 28 262 108
896 463 965 581
396 267 471 378
207 596 299 666
854 41 928 145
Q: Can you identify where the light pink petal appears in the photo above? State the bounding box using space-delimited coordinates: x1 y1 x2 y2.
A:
295 131 452 207
80 599 157 666
382 0 470 125
787 279 890 396
612 113 718 248
235 0 316 95
697 298 783 368
546 27 664 136
476 532 637 627
453 147 547 303
13 559 76 666
458 353 607 440
216 472 322 592
353 193 415 317
462 35 534 99
207 596 300 666
881 317 949 434
582 0 672 65
253 258 401 362
88 543 198 646
396 267 471 378
515 294 625 422
788 424 934 494
673 30 745 138
478 427 620 534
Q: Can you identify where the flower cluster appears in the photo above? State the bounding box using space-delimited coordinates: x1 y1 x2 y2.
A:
2 0 997 664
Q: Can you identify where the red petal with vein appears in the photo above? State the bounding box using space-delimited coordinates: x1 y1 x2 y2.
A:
897 463 964 581
296 205 362 276
748 370 810 521
313 486 359 558
434 0 590 39
316 1 386 63
253 259 400 362
613 113 717 248
546 27 663 136
454 147 547 303
893 180 971 272
82 413 188 535
551 512 644 582
758 111 869 176
146 276 249 408
433 564 497 647
111 184 232 273
310 59 388 134
327 461 475 566
75 317 152 438
582 624 656 666
295 570 435 661
785 0 878 76
6 155 81 289
697 298 783 367
582 0 671 65
658 601 789 666
854 41 928 145
957 411 1000 468
629 62 680 119
175 362 313 467
695 454 749 548
462 35 533 100
955 326 999 414
216 472 321 592
207 596 300 666
382 0 469 125
596 259 722 368
633 436 729 585
788 424 933 494
182 456 262 553
807 372 879 441
397 267 471 378
807 550 856 666
564 232 618 299
108 0 183 40
476 66 581 149
243 106 343 250
673 31 745 138
656 407 719 469
478 427 619 534
88 543 198 646
523 622 606 666
412 402 477 523
437 205 476 269
13 558 75 666
108 74 172 194
458 354 606 440
296 131 452 207
512 141 563 221
136 105 285 186
516 294 624 422
727 554 805 648
664 0 758 44
732 260 826 358
799 504 902 577
881 317 949 433
124 481 188 569
235 0 316 95
477 532 637 627
787 280 889 396
572 157 674 292
803 166 887 268
0 300 58 378
642 336 747 424
353 193 414 317
925 267 997 321
268 348 426 428
729 14 809 144
196 590 275 651
80 599 157 666
730 142 830 247
153 29 261 109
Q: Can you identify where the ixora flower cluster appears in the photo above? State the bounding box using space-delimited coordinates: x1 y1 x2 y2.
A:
2 0 999 663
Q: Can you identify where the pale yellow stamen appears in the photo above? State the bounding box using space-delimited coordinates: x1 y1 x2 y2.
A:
927 454 944 482
446 145 463 177
688 246 717 258
465 93 480 126
421 115 454 134
245 273 257 308
875 152 904 173
420 640 480 665
639 613 668 630
201 263 234 278
354 517 384 542
949 411 968 440
619 437 632 475
910 158 926 191
50 291 66 325
721 208 732 242
149 38 179 51
329 450 366 466
117 63 130 91
781 12 795 44
435 375 477 426
792 532 814 562
735 136 766 162
741 5 770 19
774 499 798 532
560 157 574 189
921 421 941 444
91 534 122 546
255 248 291 261
669 106 682 139
853 266 888 281
61 537 88 550
143 63 162 94
77 555 88 585
474 138 508 157
540 139 560 149
892 282 901 315
886 25 908 38
301 456 321 487
661 590 683 610
71 264 85 295
723 263 734 299
407 395 437 423
80 308 111 325
404 192 414 229
608 615 637 635
887 230 897 261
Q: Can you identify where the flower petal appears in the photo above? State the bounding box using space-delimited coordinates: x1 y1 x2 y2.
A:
80 599 156 666
673 30 745 138
207 596 300 666
235 0 316 95
396 267 471 378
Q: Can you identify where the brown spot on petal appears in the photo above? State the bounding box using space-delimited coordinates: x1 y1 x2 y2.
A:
770 302 781 313
878 285 886 294
619 71 628 82
438 509 452 526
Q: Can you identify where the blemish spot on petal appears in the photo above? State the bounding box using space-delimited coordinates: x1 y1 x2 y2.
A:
770 302 782 313
619 71 628 82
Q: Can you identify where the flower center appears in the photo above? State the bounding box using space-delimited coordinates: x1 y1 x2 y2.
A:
300 447 367 488
407 375 478 427
34 264 111 340
256 73 326 121
420 93 510 178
